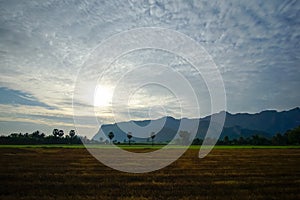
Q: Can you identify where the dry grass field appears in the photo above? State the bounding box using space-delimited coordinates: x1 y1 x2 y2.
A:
1 147 300 200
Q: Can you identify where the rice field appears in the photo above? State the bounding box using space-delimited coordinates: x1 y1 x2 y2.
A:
1 146 300 199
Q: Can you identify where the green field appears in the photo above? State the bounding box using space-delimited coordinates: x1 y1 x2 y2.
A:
0 144 299 149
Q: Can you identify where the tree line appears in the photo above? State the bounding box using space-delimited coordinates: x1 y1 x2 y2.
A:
0 126 299 145
0 129 82 145
192 126 300 146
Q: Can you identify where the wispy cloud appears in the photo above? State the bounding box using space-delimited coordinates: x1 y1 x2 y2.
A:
0 0 299 136
0 87 54 108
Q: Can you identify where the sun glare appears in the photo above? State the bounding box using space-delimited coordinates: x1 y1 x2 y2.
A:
94 85 113 107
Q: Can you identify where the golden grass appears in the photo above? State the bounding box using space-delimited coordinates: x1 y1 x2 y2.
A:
1 148 300 199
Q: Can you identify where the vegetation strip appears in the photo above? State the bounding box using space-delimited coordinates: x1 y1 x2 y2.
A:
1 144 300 149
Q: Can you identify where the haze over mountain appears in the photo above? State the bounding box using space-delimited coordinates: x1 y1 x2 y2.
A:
94 107 300 143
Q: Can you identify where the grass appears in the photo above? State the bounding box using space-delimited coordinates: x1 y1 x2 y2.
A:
0 144 299 149
1 147 300 199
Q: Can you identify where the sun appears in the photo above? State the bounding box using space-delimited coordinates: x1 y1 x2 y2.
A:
94 85 113 107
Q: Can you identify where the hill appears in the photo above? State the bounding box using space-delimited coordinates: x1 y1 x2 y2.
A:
94 107 300 142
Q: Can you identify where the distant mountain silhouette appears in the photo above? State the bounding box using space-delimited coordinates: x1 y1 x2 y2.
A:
201 107 300 139
220 107 300 134
94 107 300 142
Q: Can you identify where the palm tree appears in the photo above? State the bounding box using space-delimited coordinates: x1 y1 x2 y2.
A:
58 130 64 138
69 130 75 138
127 132 132 145
108 131 114 144
150 132 156 146
52 129 59 137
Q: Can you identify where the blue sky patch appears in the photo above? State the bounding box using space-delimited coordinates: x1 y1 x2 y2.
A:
0 87 55 109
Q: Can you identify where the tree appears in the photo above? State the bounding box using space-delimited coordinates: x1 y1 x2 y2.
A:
272 133 286 145
179 130 190 146
53 129 59 137
99 137 104 143
285 126 300 145
58 130 64 138
251 134 270 145
127 132 132 145
32 130 40 138
223 136 229 145
69 130 76 138
238 136 245 145
150 132 156 146
108 131 114 144
192 138 203 145
251 135 260 145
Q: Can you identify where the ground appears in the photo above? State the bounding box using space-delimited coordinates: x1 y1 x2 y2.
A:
1 147 300 199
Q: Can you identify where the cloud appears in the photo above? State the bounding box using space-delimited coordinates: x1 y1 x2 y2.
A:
0 87 54 108
0 0 299 136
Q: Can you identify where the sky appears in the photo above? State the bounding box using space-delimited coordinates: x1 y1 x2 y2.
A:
0 0 299 137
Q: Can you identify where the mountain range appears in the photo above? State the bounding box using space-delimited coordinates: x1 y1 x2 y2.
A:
94 107 300 143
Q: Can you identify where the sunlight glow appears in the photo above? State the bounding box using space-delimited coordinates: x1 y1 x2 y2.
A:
94 85 114 107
